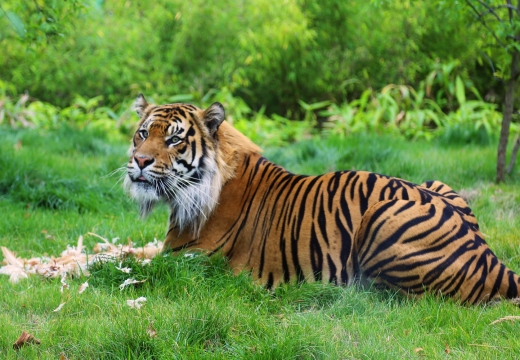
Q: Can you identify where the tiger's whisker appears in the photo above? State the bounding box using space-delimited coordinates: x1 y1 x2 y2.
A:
103 165 128 179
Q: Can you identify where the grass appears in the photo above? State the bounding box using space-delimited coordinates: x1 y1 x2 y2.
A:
1 124 520 359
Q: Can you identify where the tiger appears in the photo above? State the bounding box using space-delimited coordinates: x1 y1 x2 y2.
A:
124 94 520 304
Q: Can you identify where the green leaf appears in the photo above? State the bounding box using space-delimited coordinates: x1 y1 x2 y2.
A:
168 94 194 103
6 11 26 38
455 76 466 105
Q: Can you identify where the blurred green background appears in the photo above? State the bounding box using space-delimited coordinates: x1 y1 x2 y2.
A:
1 0 519 147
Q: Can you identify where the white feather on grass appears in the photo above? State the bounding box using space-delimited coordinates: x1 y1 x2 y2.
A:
0 234 163 283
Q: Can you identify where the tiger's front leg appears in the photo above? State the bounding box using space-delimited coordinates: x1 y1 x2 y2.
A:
354 199 520 304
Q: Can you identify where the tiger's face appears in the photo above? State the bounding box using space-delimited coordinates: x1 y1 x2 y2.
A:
124 94 225 233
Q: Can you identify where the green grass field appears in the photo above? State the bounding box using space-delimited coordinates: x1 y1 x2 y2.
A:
1 125 520 359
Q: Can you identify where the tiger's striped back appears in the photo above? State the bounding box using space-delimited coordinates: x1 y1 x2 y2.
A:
165 153 520 304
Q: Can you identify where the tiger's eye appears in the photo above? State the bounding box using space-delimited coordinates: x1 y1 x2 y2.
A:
139 129 149 139
166 136 182 146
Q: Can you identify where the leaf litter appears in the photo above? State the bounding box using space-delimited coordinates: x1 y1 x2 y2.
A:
0 233 163 283
3 233 163 347
13 331 41 350
126 297 147 309
53 302 66 312
119 278 147 291
147 321 158 338
78 281 89 294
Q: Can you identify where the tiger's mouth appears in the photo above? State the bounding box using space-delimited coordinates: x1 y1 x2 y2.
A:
134 175 150 183
128 172 154 185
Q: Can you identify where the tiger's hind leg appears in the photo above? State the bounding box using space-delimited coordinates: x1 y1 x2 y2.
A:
420 180 480 231
354 199 520 304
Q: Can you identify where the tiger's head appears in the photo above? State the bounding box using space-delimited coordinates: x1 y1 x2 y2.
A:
124 94 230 234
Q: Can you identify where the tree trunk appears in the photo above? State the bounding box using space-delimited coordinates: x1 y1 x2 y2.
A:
496 50 519 182
496 2 520 183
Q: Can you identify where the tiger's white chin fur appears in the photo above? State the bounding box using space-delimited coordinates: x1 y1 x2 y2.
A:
124 156 222 237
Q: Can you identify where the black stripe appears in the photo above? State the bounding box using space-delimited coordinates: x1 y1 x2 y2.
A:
489 261 506 300
349 173 359 201
327 173 341 212
357 201 397 264
174 108 187 118
281 236 290 282
327 254 338 284
393 200 415 216
265 273 274 290
363 204 438 266
402 204 454 244
186 123 196 137
316 191 328 246
310 224 323 281
507 270 519 298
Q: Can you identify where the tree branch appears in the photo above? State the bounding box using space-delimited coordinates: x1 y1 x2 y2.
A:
475 0 503 22
465 0 509 49
495 4 518 10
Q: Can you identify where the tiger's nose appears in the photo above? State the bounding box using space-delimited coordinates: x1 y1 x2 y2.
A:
135 156 154 169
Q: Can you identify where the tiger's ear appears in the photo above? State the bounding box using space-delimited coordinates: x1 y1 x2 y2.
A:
134 94 149 117
203 102 225 137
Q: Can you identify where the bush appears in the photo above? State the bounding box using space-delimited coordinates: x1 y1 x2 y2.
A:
0 0 499 117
